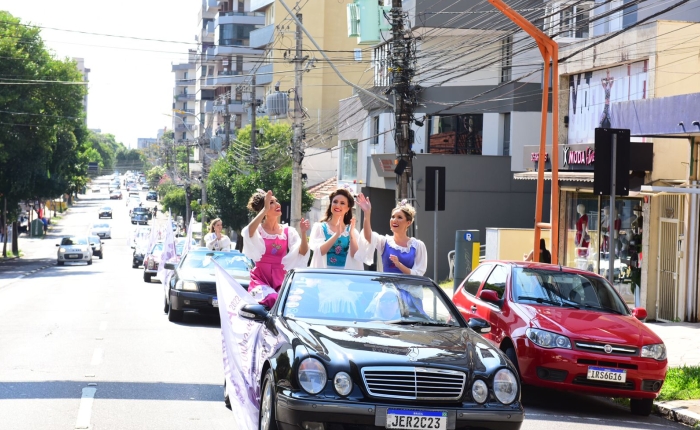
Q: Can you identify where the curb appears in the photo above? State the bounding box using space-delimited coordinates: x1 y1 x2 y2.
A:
655 400 700 427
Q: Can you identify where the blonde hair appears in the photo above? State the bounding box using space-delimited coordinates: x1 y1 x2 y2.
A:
208 218 222 233
392 202 416 223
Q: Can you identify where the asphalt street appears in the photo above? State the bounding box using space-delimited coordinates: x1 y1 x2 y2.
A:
0 177 686 430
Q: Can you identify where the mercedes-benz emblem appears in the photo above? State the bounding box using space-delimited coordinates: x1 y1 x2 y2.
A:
604 344 613 354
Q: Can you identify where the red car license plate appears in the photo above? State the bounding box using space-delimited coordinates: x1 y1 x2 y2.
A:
587 366 626 383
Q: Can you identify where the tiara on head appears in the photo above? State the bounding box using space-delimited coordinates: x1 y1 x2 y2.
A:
399 199 408 206
255 188 265 194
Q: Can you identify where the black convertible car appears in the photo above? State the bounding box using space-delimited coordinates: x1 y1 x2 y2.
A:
230 269 524 430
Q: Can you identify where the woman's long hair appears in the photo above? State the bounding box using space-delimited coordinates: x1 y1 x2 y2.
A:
322 189 354 225
208 218 222 233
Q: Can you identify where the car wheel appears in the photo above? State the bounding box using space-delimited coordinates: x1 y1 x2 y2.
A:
260 369 278 430
87 259 93 265
57 261 64 266
630 398 653 416
224 379 231 410
167 305 183 322
505 347 520 376
144 272 152 283
99 253 104 260
164 295 169 313
133 263 138 269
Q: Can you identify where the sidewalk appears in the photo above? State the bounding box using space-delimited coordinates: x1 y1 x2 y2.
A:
646 321 700 426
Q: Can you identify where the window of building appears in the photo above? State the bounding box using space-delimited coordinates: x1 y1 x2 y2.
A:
428 114 483 155
371 116 380 145
182 132 187 140
184 71 189 79
500 36 512 83
503 112 511 156
236 55 243 72
201 66 208 77
183 102 188 110
183 87 188 95
219 24 258 46
544 3 591 39
339 139 358 181
622 0 638 29
237 0 245 13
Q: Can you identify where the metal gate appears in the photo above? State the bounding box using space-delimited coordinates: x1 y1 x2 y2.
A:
656 218 679 321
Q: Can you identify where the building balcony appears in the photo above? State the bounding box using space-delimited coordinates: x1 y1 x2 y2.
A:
175 93 195 101
216 13 265 29
255 63 273 85
204 0 219 13
213 100 247 114
176 79 196 86
251 0 274 12
211 70 247 87
213 44 262 57
175 123 195 132
249 24 275 49
204 100 214 113
171 63 194 72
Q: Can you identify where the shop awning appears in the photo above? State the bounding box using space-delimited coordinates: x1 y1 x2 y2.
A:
513 171 594 182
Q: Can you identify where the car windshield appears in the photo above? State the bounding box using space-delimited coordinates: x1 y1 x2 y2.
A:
180 251 252 272
133 208 148 214
282 273 460 325
92 223 109 228
100 206 111 211
512 268 630 315
61 237 88 245
88 236 101 244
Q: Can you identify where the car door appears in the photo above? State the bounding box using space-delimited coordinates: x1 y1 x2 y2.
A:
473 264 509 345
452 264 494 320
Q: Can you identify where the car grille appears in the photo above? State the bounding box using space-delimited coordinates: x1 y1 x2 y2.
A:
572 375 635 390
574 341 638 356
361 366 466 400
198 282 217 295
577 358 638 370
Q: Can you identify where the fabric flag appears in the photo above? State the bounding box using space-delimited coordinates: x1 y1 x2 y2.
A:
146 220 161 254
181 213 195 257
214 261 278 430
157 214 177 284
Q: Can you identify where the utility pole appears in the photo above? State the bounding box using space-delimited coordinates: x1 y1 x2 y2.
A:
290 13 304 231
223 93 231 151
389 0 416 201
250 75 258 165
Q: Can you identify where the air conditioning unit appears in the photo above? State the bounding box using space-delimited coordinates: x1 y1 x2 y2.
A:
347 3 360 37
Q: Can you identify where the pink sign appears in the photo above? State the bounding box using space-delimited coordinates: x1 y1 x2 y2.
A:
531 152 550 162
564 146 595 166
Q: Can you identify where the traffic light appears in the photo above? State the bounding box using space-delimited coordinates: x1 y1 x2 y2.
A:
347 0 391 45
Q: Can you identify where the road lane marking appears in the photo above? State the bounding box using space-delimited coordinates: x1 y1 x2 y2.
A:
99 321 108 331
74 386 97 429
90 348 103 366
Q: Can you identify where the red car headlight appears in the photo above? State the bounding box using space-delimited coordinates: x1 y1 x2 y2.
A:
526 328 572 349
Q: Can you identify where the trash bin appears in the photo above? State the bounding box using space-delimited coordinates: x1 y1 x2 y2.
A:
30 219 44 237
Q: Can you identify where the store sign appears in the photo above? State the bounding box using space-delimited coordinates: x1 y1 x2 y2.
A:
563 146 595 166
530 152 549 162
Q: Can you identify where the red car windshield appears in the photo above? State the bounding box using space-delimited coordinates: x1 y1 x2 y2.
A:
512 268 629 315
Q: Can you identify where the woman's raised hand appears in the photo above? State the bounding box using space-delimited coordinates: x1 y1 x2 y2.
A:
263 190 274 211
356 193 371 213
299 218 310 234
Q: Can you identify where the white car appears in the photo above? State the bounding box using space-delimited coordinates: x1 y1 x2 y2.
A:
89 222 112 239
57 236 93 265
91 185 101 193
127 196 141 209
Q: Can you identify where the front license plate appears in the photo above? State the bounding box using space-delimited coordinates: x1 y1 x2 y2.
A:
66 254 80 259
587 366 626 383
212 297 218 307
386 409 447 430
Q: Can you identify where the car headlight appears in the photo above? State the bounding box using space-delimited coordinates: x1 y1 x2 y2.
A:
526 328 572 349
175 280 198 291
333 372 352 396
641 344 667 360
59 248 66 253
298 358 327 395
471 379 488 404
493 369 518 404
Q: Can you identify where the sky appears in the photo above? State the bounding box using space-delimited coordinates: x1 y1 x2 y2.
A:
0 0 199 148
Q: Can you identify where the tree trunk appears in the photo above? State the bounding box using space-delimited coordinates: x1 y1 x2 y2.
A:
12 221 18 256
2 197 6 258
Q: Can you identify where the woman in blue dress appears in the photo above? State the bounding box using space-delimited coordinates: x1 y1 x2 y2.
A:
356 193 427 276
308 188 364 269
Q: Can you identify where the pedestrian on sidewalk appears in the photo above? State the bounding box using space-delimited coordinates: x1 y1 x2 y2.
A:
241 189 310 308
308 188 363 269
524 238 552 263
356 194 427 276
204 218 231 252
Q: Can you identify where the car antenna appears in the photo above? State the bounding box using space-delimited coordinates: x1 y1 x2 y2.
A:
559 264 563 272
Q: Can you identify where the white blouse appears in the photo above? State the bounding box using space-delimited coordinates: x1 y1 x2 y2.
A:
359 231 428 276
308 222 364 270
204 232 231 252
240 224 309 270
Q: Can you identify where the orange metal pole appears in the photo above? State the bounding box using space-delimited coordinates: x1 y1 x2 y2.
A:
534 57 550 263
550 44 560 264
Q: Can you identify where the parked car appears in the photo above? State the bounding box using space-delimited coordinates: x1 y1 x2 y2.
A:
131 207 150 225
56 236 93 266
226 268 523 429
89 222 112 239
163 249 253 322
132 242 149 269
109 190 122 200
451 261 668 416
91 184 101 193
146 191 158 201
143 238 195 283
98 205 112 219
88 235 104 259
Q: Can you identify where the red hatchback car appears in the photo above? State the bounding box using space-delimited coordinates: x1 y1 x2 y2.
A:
452 261 667 416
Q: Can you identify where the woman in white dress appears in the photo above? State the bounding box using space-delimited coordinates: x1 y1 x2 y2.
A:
204 218 231 251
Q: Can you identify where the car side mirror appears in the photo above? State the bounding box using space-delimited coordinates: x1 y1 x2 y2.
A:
101 242 104 245
632 307 647 321
164 262 176 270
239 304 269 322
131 245 135 249
479 289 502 306
468 317 491 334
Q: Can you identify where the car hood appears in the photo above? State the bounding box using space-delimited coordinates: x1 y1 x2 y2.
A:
522 304 663 347
284 319 509 373
178 268 250 285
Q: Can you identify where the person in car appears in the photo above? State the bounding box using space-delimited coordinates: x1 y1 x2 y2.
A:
368 289 402 320
356 194 427 276
204 218 231 251
241 190 310 308
308 188 364 269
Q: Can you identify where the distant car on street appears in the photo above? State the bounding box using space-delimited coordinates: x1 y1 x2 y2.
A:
98 205 112 219
89 222 112 239
452 261 668 416
88 235 104 259
56 236 93 266
91 184 101 193
131 207 150 225
109 190 122 200
146 191 158 201
143 238 195 283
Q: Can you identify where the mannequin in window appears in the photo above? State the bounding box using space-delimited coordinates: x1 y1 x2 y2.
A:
601 206 610 254
574 204 589 257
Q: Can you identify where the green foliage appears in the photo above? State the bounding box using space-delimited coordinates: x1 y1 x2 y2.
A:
0 12 90 217
161 187 186 218
147 166 166 188
231 117 294 170
658 366 700 401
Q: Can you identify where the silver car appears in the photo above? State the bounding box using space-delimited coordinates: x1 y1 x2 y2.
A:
89 222 112 239
56 236 93 266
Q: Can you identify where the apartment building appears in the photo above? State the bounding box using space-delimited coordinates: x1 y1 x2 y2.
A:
73 57 90 122
171 50 197 146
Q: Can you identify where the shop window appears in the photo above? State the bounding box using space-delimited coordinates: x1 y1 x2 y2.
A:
339 140 358 181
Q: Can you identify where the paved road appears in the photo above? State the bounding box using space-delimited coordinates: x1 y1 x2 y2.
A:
0 179 238 430
0 177 685 430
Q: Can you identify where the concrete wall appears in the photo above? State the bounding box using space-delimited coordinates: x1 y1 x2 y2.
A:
412 154 549 281
510 111 553 172
485 228 551 262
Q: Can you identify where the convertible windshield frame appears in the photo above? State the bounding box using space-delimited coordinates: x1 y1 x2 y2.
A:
180 251 253 271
